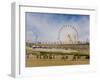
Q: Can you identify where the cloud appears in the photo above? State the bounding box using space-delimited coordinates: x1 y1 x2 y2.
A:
26 12 89 43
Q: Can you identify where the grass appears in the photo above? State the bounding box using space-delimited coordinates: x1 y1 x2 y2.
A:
26 46 89 56
26 59 89 67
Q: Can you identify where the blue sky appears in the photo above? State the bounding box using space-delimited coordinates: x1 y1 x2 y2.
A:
25 12 89 43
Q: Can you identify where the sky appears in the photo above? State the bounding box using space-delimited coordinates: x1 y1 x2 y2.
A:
25 12 89 43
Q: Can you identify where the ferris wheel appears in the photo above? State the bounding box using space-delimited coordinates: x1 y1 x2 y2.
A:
58 24 79 44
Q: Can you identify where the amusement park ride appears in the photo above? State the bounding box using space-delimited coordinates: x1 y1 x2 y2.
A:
58 24 79 44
